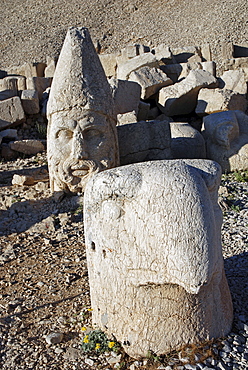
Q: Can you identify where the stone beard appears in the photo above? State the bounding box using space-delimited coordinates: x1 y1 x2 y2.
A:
47 108 118 193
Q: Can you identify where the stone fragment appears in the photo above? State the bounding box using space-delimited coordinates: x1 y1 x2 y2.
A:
26 77 52 100
160 64 183 83
45 332 64 345
201 61 216 76
171 46 202 63
44 56 57 78
12 174 35 186
0 129 18 144
153 44 172 61
47 27 119 194
117 111 137 125
178 62 203 80
117 119 171 165
10 139 44 155
137 101 150 121
129 66 173 99
21 90 40 114
219 70 247 94
121 45 139 59
158 70 217 116
170 122 206 159
84 159 233 358
196 88 247 116
201 44 212 62
0 97 25 129
109 78 141 115
116 52 159 80
222 42 233 60
6 62 46 78
99 53 118 77
2 77 18 94
202 110 248 171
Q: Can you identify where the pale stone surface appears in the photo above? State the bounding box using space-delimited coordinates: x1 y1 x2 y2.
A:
12 174 35 186
84 159 233 358
47 27 119 194
44 56 57 78
0 97 25 129
201 43 212 62
158 70 217 116
117 120 171 164
109 78 141 115
26 77 52 100
117 111 137 125
129 66 173 99
196 88 247 116
153 44 172 61
221 42 233 60
170 122 206 159
171 46 202 63
202 110 248 171
219 70 247 94
6 62 46 78
116 52 159 80
99 53 118 77
10 139 45 155
21 90 40 115
201 61 216 76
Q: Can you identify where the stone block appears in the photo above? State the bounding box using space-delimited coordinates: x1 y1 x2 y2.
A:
201 61 216 76
109 78 141 115
99 53 118 77
158 70 217 116
117 52 159 80
121 45 139 59
21 90 40 115
171 46 202 63
6 62 46 78
219 70 247 94
12 174 35 186
0 97 25 129
221 42 233 60
117 119 171 164
129 66 173 99
196 88 247 116
137 101 150 121
84 159 233 358
117 111 137 125
0 90 16 101
26 77 52 100
44 56 57 78
201 43 212 62
153 44 172 61
0 128 18 144
10 139 45 155
170 122 206 159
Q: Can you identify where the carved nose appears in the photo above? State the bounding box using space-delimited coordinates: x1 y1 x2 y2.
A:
72 132 89 159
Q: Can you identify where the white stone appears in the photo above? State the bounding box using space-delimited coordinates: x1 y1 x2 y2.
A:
10 139 45 155
45 332 64 345
26 77 52 100
201 43 212 62
99 53 118 77
47 27 119 194
129 66 173 99
84 159 233 358
116 52 159 80
153 44 172 61
109 78 141 115
21 90 40 115
220 70 247 94
12 174 35 186
158 70 217 116
0 97 25 129
44 56 57 78
117 111 137 125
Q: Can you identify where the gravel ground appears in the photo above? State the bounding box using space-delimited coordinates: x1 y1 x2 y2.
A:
0 150 248 370
1 0 248 70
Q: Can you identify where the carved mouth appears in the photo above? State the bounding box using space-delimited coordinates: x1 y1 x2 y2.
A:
71 164 90 177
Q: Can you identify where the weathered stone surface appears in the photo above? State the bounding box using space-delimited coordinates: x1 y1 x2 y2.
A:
201 61 216 76
196 88 247 116
0 97 25 129
6 62 46 78
21 90 40 115
117 111 137 125
171 46 202 63
47 27 119 194
153 44 172 61
99 53 118 77
116 52 159 80
26 77 52 100
44 56 57 78
202 110 248 171
201 43 212 62
158 70 217 116
12 174 35 186
109 78 141 115
117 120 171 164
170 122 206 159
129 66 173 99
219 70 247 94
222 42 233 60
1 77 18 94
10 139 45 155
84 159 233 358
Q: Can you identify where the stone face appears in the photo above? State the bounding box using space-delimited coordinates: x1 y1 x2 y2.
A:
10 140 45 155
21 90 40 114
202 110 248 171
109 78 141 116
117 120 171 165
158 70 217 116
116 52 159 80
47 27 119 194
0 97 25 129
196 88 247 116
84 159 233 358
170 122 206 159
129 66 173 99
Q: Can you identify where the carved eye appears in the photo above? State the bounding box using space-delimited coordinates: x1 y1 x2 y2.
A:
83 128 101 139
56 129 73 141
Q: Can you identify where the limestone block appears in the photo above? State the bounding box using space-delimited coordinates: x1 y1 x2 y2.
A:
47 27 119 194
160 64 183 83
153 44 172 61
202 110 248 171
178 62 203 80
116 52 159 80
44 56 57 78
137 101 150 121
2 77 18 94
221 42 233 60
170 122 206 159
196 88 247 116
99 53 118 77
84 159 233 358
158 70 217 116
26 77 52 100
10 139 45 155
0 97 25 129
121 45 139 59
171 46 202 63
201 61 216 76
201 43 212 62
117 111 137 125
129 66 173 99
21 90 40 115
219 70 247 94
117 120 171 164
6 62 46 78
109 78 141 115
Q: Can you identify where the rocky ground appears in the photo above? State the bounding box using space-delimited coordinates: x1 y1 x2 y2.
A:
0 147 248 369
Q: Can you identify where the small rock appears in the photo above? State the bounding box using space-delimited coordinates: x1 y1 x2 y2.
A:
45 332 64 345
85 358 94 366
12 174 35 186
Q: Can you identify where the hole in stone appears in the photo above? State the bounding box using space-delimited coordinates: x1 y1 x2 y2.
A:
102 249 106 258
91 241 96 251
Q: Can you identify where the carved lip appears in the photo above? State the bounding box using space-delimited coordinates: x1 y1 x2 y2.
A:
71 164 90 177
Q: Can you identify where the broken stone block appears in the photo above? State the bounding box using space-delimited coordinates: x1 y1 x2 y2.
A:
10 139 45 155
2 77 18 94
196 88 247 116
0 97 25 129
21 90 40 115
160 64 183 83
117 111 137 125
84 159 233 358
178 62 203 80
171 46 202 63
158 70 217 116
12 174 35 186
6 62 46 78
153 44 172 61
128 66 173 99
109 78 141 115
99 53 118 77
137 101 150 121
116 52 159 80
201 61 216 76
170 122 206 159
0 128 18 144
121 45 139 59
26 77 52 100
117 120 171 164
222 42 234 60
44 56 57 78
202 110 248 171
219 70 247 94
47 27 119 194
201 43 212 62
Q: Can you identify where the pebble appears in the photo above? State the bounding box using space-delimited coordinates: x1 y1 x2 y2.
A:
45 332 64 345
